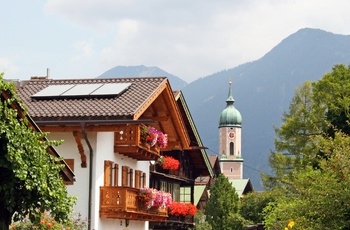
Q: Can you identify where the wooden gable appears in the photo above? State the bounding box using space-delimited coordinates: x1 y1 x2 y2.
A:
137 80 190 151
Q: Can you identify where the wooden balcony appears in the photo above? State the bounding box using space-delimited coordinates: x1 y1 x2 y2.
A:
100 186 168 222
114 124 161 161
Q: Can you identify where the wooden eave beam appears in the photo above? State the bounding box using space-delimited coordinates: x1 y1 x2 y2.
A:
73 131 87 168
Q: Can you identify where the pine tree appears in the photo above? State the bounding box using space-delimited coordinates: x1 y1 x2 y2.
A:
205 174 245 230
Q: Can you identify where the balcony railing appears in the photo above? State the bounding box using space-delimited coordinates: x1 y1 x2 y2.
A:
114 124 161 161
100 186 168 222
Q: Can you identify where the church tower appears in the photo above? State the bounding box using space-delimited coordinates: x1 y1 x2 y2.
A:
218 81 243 180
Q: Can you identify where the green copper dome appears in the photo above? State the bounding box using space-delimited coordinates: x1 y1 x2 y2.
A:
218 82 242 127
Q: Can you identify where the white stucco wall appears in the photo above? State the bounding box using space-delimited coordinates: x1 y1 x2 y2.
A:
49 131 150 230
49 132 93 221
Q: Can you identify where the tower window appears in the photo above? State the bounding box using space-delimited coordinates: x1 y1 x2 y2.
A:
230 167 233 173
230 142 234 155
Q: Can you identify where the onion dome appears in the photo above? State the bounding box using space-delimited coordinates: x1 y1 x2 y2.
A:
218 81 242 127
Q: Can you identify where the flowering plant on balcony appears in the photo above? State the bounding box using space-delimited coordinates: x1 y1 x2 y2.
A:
157 131 168 148
137 187 173 209
158 156 180 170
168 202 198 217
153 190 173 208
187 203 198 216
140 126 168 148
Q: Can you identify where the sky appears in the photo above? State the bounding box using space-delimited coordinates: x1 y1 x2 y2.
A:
1 1 350 83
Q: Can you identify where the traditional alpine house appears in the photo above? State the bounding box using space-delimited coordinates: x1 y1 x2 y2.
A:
16 76 212 230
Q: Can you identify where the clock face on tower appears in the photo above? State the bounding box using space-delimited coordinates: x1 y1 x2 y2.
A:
228 132 235 139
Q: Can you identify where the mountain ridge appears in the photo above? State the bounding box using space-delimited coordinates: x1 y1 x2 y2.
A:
96 28 350 190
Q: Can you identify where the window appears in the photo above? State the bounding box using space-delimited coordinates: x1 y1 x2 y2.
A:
160 181 180 201
173 183 180 201
230 142 234 155
180 186 191 203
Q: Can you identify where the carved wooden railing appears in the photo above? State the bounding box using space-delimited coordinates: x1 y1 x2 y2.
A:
100 186 168 222
114 124 161 161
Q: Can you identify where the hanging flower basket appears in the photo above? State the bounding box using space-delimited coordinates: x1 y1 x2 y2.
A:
158 156 180 170
140 126 168 148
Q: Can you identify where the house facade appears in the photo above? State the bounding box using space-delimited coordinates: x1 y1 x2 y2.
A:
16 76 212 230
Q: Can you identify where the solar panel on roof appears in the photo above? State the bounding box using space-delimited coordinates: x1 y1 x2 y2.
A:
61 84 103 96
31 85 75 98
91 83 131 95
31 83 131 99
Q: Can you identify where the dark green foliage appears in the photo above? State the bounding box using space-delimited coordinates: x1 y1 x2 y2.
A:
205 174 245 230
194 210 212 230
263 64 350 229
263 65 350 189
0 73 75 230
240 191 275 224
264 133 350 229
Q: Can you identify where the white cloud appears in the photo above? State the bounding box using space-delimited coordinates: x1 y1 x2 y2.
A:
43 0 350 82
0 57 19 75
70 40 94 62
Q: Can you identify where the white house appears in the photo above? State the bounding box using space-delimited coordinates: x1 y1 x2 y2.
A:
16 76 193 230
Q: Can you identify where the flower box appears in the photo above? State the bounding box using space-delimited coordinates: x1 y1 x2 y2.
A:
114 124 167 160
168 202 197 217
100 186 169 221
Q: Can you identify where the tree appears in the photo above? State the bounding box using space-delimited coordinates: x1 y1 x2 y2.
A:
312 64 350 137
205 174 246 230
194 210 212 230
263 64 350 189
0 74 75 230
240 191 275 224
264 132 350 229
262 81 324 189
262 64 350 229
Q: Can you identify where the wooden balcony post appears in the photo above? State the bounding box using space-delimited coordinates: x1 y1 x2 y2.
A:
129 168 134 187
135 170 141 189
104 160 113 186
114 163 119 186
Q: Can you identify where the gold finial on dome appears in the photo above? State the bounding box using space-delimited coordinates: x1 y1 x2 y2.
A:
229 76 232 85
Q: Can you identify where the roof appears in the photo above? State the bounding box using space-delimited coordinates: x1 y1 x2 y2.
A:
174 91 214 178
17 77 167 120
229 179 254 197
218 82 242 127
195 176 210 184
16 76 191 151
208 155 218 168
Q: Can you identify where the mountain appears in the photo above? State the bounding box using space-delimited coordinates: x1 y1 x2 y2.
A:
96 28 350 190
97 65 187 90
182 28 350 190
